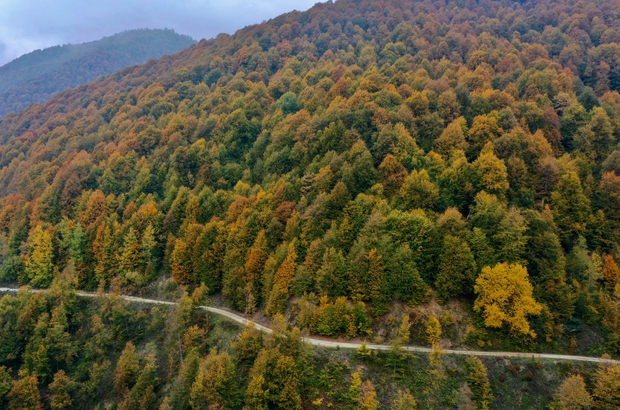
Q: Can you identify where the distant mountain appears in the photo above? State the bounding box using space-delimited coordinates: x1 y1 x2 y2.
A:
0 28 196 118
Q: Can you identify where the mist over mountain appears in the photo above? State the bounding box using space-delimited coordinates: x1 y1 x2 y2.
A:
0 28 196 118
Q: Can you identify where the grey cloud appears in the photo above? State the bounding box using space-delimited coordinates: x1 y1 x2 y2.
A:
0 0 319 66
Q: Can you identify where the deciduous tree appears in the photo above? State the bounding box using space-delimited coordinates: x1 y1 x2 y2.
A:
474 263 543 337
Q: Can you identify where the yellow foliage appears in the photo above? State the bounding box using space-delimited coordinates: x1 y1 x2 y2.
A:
474 263 542 337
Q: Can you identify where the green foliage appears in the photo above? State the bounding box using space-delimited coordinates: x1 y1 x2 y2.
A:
465 356 493 410
0 0 619 384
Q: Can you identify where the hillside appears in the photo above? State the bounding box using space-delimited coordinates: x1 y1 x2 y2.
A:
0 29 196 118
0 0 620 407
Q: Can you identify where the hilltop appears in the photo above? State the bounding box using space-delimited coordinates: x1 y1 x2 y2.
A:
0 28 196 118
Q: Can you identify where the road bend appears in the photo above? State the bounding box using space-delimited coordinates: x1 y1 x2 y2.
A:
1 287 618 365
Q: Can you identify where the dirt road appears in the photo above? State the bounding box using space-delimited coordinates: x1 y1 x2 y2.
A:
1 287 618 364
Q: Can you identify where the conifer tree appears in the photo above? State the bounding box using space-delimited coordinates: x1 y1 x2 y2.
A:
189 349 236 410
425 315 442 346
93 222 116 285
603 255 620 291
119 357 158 410
551 171 591 247
25 226 55 288
549 374 593 410
119 227 142 284
114 342 140 397
316 247 347 297
48 370 73 410
0 366 12 406
243 230 269 312
592 358 620 409
435 235 476 302
8 371 43 410
465 356 493 410
392 390 417 410
360 380 379 410
266 244 297 317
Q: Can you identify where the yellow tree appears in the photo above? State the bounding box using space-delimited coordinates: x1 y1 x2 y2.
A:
592 358 620 409
25 226 55 288
465 356 493 410
114 342 140 397
603 255 620 291
49 371 73 410
473 263 543 337
266 243 297 317
397 169 440 210
425 315 442 346
472 142 509 198
549 375 593 410
8 371 43 410
189 348 236 410
391 389 417 410
433 117 469 158
243 230 269 313
360 380 379 410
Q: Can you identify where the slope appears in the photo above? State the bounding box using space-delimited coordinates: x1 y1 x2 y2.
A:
0 28 196 118
0 0 619 362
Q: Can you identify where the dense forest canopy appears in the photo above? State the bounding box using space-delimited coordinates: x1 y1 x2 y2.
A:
0 29 196 118
1 0 620 406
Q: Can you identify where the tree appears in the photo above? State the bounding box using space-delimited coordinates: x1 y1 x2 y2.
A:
397 169 440 210
119 228 143 284
467 114 502 156
434 117 468 157
0 366 12 405
592 358 620 409
266 244 297 317
551 172 591 247
48 370 73 410
474 263 543 337
603 255 620 291
8 372 43 410
425 315 442 346
360 380 379 410
550 374 593 410
189 349 236 410
472 142 509 198
315 247 347 297
171 237 193 285
68 223 88 264
243 374 268 410
93 222 116 285
168 349 200 410
243 230 269 313
119 356 158 410
465 356 493 410
379 154 408 197
25 226 55 288
391 389 417 410
114 342 140 396
435 235 476 302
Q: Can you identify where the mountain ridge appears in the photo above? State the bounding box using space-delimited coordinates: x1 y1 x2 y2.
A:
0 28 196 118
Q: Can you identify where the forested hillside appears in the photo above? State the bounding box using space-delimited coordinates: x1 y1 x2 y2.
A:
0 29 196 118
1 0 620 407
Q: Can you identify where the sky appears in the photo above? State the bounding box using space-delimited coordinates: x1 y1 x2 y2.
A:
0 0 321 67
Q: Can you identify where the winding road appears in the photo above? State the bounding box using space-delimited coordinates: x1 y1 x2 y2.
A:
1 287 618 365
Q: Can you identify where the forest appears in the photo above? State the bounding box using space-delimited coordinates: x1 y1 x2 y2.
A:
0 0 620 407
0 29 196 118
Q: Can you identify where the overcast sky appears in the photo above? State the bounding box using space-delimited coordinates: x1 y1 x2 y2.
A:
0 0 320 66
